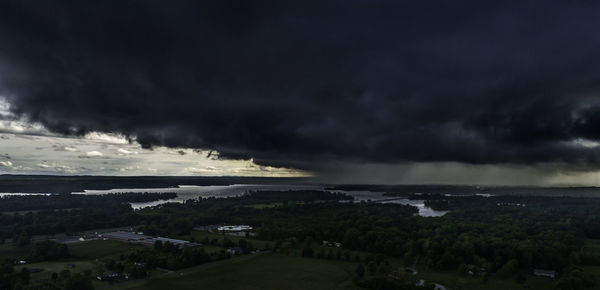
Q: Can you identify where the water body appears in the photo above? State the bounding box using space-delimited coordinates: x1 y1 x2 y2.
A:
72 184 447 217
0 192 52 197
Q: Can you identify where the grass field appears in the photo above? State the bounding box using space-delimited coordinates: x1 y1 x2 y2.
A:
0 243 30 260
15 260 99 283
126 253 361 290
8 240 149 289
415 266 555 290
582 239 600 255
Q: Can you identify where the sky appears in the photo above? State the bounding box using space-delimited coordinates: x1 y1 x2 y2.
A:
2 1 600 185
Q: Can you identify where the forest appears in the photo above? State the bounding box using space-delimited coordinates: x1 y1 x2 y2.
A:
1 189 600 289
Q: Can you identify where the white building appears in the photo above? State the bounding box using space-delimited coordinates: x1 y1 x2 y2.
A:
217 225 253 232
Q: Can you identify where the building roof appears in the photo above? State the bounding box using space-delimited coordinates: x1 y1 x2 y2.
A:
103 231 198 248
533 269 557 277
217 225 253 231
102 231 152 241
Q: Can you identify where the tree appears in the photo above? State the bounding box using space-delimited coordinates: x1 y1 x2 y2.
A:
302 239 314 258
59 269 71 280
356 264 365 278
497 259 519 279
65 273 93 290
153 240 163 251
20 268 30 284
238 239 248 250
343 228 361 249
15 234 30 247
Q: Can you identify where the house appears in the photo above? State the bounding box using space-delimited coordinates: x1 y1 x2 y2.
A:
533 269 557 279
321 241 342 247
226 247 243 255
96 272 119 281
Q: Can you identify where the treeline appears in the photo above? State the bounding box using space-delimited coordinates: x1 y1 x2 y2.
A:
27 240 70 262
0 203 139 243
418 194 600 239
0 175 305 193
0 240 86 290
0 193 179 242
243 190 353 202
140 191 357 236
0 261 94 290
114 239 252 271
0 192 176 212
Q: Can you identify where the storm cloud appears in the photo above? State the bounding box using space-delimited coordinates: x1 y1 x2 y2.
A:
2 0 600 172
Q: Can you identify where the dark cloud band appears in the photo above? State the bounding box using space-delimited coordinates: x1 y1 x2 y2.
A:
1 0 600 171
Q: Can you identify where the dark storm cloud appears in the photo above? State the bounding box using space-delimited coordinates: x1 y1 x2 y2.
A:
2 0 600 170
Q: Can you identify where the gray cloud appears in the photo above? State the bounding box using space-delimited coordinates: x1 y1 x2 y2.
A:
1 1 600 174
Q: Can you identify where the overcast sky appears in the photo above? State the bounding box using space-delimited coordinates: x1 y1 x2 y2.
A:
2 1 600 185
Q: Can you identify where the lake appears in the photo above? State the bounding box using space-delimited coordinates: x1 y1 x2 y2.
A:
71 184 448 217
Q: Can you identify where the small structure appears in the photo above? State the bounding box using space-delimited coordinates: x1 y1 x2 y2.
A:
404 267 417 275
533 269 557 279
102 231 199 248
466 264 486 276
137 237 197 248
102 231 150 242
96 272 119 281
194 225 218 232
226 247 243 255
321 240 342 248
217 225 254 237
217 225 252 232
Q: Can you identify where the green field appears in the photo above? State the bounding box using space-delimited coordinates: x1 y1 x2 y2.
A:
582 239 600 255
15 260 99 284
7 240 149 289
0 243 30 260
126 253 361 290
415 266 555 290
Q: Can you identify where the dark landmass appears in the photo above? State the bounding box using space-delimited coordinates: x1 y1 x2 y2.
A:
2 189 600 289
0 192 177 212
329 184 600 197
0 175 311 194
